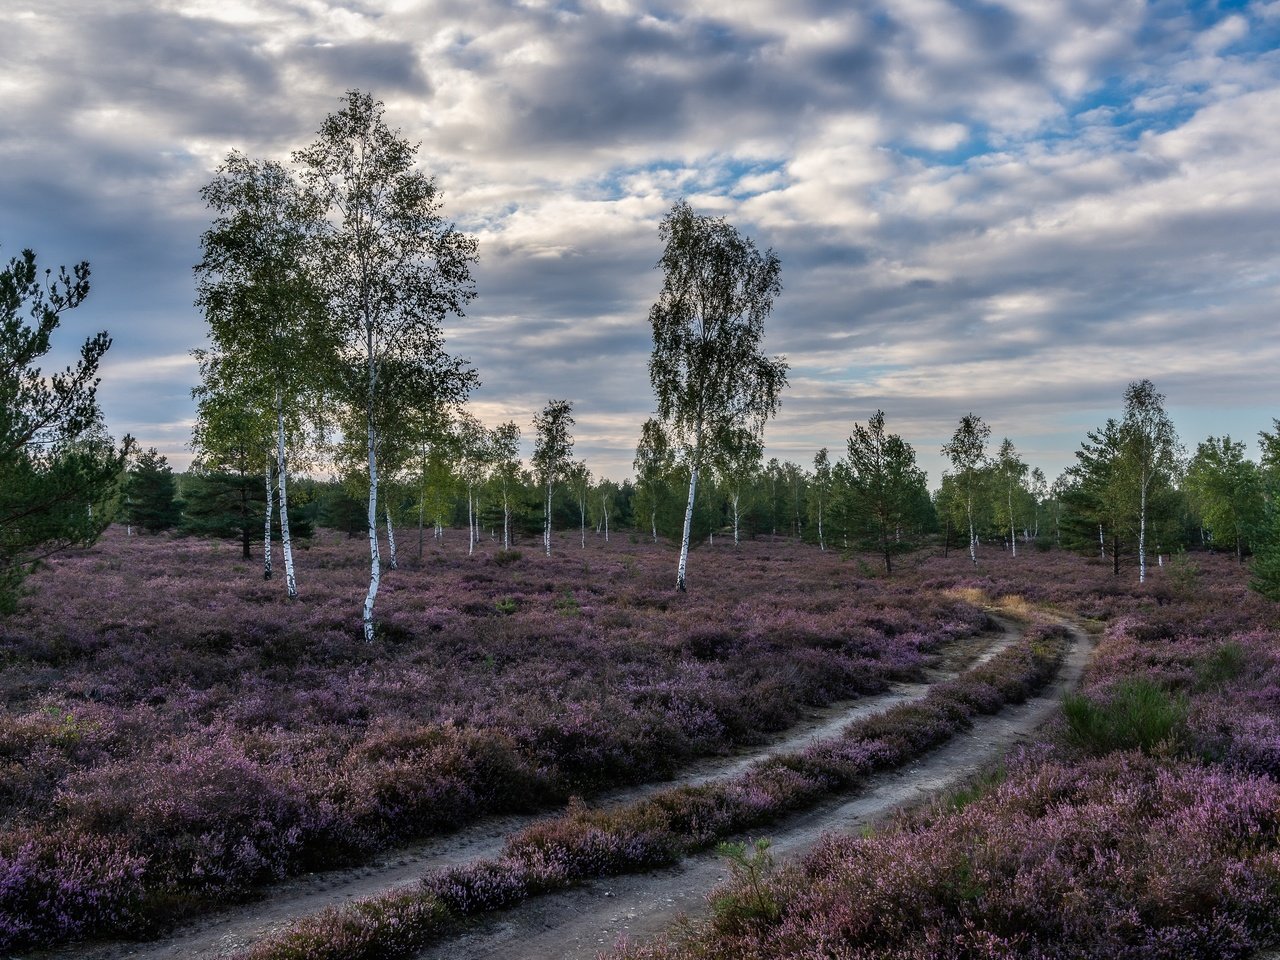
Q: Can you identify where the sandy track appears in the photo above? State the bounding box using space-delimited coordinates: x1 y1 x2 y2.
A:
417 619 1090 960
37 620 1021 960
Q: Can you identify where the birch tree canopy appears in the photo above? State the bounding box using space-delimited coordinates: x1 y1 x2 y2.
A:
647 199 788 592
294 89 479 641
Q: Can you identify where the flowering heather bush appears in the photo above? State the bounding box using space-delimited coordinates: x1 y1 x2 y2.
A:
0 527 989 949
615 754 1280 960
238 628 1064 960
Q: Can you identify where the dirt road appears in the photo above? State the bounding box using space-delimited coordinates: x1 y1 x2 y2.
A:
417 620 1090 960
38 620 1026 960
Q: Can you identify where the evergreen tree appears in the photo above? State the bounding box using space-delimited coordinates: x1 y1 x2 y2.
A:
125 448 183 533
1 246 130 609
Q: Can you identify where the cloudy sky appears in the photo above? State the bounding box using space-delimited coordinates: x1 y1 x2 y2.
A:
4 0 1279 482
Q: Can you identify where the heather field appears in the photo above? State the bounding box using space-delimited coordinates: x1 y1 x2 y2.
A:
613 550 1280 960
0 526 991 951
8 530 1280 960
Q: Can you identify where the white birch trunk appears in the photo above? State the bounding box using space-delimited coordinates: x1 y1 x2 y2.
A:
732 493 740 545
967 491 977 566
1139 472 1147 583
468 489 475 556
263 458 274 580
818 501 824 551
580 500 586 548
275 397 297 599
385 505 397 570
1008 488 1017 559
651 506 657 543
603 499 609 542
1100 523 1106 559
544 484 552 556
363 411 381 644
676 464 698 591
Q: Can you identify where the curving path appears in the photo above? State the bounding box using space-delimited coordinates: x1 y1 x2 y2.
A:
417 618 1091 960
39 619 1026 960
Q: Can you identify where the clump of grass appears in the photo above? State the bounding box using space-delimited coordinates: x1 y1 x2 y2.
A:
1194 641 1247 692
1063 678 1188 755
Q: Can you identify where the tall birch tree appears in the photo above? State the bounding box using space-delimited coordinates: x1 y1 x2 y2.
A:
195 152 328 601
633 418 674 543
1120 380 1180 584
532 399 574 556
647 200 788 593
295 90 478 641
490 421 522 549
712 426 762 546
942 414 990 566
993 438 1027 557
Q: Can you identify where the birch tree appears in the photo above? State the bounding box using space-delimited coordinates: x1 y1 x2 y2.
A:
596 478 619 542
633 418 674 543
567 460 591 548
490 421 522 549
942 414 990 566
295 90 478 641
810 448 832 551
647 200 788 592
532 399 574 556
1184 436 1261 563
993 438 1027 557
1120 380 1180 583
195 152 328 601
456 412 491 556
1028 466 1048 539
712 427 762 546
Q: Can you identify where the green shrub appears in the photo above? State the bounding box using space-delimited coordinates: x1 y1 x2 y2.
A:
1195 641 1247 691
1063 678 1187 755
710 838 781 934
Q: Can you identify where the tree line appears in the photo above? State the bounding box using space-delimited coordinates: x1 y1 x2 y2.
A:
5 87 1280 628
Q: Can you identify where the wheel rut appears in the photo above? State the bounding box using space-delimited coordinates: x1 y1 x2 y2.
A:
418 618 1091 960
37 618 1027 960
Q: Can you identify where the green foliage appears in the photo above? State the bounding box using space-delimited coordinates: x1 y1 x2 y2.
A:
1063 678 1188 755
179 467 264 551
1194 641 1247 692
124 448 183 533
840 410 928 573
711 838 781 934
1184 435 1262 559
1 246 129 610
553 589 580 616
492 549 522 566
316 481 366 537
1166 548 1199 598
1249 480 1280 602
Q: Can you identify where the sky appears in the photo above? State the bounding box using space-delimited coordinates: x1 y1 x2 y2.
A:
3 0 1279 484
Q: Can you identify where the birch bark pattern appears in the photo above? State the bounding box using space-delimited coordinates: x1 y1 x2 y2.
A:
263 458 274 580
275 397 297 599
385 505 397 570
676 464 698 592
363 411 381 643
